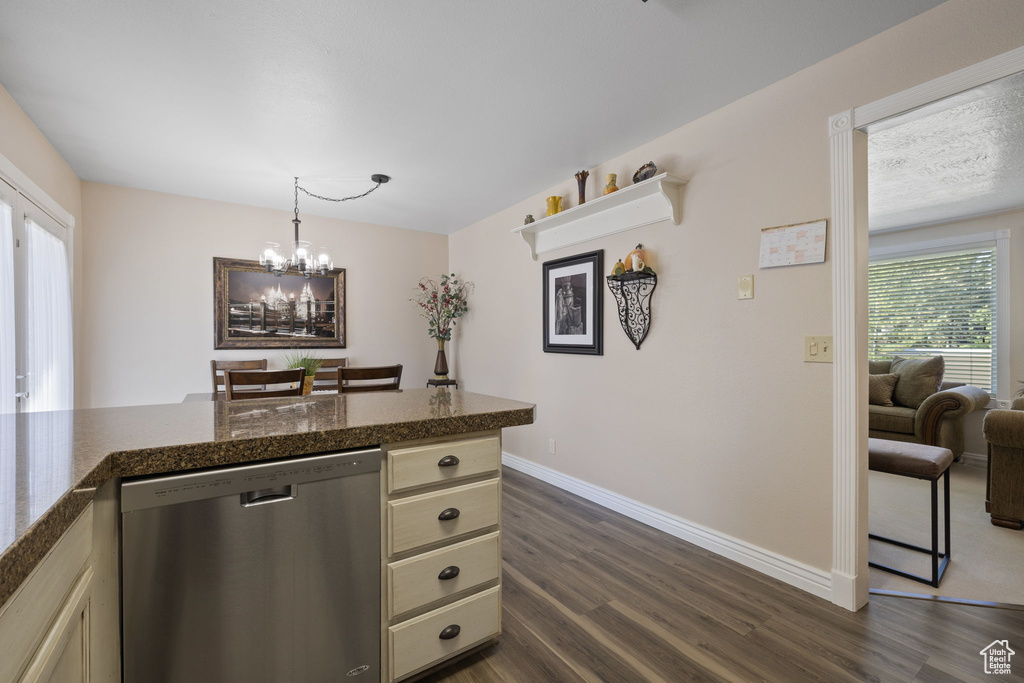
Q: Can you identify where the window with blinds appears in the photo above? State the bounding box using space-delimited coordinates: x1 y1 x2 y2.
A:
868 247 997 394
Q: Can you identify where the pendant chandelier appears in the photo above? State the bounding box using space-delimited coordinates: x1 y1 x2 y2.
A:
260 174 390 278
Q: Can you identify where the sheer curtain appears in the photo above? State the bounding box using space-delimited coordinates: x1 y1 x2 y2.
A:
24 219 73 412
0 201 14 415
0 201 12 546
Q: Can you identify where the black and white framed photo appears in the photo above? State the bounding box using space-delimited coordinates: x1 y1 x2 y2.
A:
543 250 603 355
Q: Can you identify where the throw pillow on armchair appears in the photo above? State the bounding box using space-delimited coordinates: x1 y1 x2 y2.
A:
868 373 899 407
890 355 944 408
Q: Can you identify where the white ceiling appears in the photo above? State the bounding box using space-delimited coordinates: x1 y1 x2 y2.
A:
868 70 1024 232
0 0 943 234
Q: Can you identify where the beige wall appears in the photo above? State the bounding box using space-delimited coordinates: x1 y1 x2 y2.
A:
80 183 448 408
449 0 1024 573
870 209 1024 457
0 83 85 405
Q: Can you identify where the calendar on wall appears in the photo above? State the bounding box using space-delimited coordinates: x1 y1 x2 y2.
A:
759 219 827 268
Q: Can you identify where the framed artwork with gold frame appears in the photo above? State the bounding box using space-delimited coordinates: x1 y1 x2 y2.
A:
213 257 346 349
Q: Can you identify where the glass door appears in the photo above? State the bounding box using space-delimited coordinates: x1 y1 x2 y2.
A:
0 178 74 413
0 179 17 415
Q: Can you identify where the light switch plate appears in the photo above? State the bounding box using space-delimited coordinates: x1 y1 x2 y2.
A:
804 335 833 363
738 275 754 299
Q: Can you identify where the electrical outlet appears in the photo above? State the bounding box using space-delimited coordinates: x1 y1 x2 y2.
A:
804 335 833 363
738 275 754 299
548 439 556 455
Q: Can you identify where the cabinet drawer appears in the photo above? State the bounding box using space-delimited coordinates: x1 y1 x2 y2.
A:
388 532 500 618
388 480 499 556
388 436 500 493
389 586 500 681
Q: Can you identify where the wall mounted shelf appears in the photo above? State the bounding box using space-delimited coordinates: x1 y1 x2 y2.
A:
512 172 686 259
607 271 657 350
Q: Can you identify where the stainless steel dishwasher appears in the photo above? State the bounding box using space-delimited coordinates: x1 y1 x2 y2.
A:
121 448 381 683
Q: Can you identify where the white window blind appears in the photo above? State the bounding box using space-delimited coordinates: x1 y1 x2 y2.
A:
868 247 997 393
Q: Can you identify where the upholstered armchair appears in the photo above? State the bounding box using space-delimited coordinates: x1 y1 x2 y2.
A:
869 357 990 458
983 397 1024 529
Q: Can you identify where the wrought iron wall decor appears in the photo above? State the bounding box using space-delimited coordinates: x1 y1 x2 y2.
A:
606 271 656 349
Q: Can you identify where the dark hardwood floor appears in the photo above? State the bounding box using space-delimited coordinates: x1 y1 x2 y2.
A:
422 467 1024 682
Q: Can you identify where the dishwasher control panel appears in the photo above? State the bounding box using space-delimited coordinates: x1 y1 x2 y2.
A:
121 448 381 512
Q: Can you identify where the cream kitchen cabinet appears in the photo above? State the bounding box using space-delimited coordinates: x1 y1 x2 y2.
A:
0 481 120 683
381 430 503 682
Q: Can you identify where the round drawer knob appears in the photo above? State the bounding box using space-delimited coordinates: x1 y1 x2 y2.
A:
438 455 460 467
439 624 461 640
438 507 460 521
438 565 461 581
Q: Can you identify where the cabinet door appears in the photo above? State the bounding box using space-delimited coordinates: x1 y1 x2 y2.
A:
42 602 89 683
0 507 92 682
20 568 93 683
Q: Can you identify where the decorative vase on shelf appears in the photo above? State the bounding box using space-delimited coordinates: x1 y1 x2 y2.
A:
603 174 619 196
546 196 563 216
434 338 450 379
575 170 589 205
632 161 658 184
302 375 314 395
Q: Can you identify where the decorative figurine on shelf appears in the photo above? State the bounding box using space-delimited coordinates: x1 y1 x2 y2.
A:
610 259 626 276
632 161 658 184
546 196 563 216
624 244 646 271
603 174 619 196
524 214 535 225
411 273 474 380
575 170 589 205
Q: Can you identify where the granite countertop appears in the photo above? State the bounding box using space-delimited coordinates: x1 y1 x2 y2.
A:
0 388 534 606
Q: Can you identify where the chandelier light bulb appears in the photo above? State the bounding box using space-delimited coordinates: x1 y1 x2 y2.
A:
292 240 313 275
260 241 283 272
316 249 333 274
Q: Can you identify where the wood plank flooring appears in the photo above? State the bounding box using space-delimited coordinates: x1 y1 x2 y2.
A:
422 467 1024 682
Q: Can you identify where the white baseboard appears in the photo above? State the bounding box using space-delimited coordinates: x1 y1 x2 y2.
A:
960 451 987 469
501 452 833 602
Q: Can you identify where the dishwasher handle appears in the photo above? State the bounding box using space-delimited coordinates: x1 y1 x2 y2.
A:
241 485 297 507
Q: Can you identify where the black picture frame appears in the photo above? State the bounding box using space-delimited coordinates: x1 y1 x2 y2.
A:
543 250 603 355
214 257 346 349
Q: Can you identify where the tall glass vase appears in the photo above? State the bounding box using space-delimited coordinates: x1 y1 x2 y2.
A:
434 338 450 379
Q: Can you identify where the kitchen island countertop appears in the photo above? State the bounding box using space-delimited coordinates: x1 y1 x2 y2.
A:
0 389 534 606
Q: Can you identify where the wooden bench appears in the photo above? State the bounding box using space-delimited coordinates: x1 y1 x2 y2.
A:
868 438 954 588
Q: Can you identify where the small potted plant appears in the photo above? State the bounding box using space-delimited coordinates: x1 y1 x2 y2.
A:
283 353 324 395
411 274 473 379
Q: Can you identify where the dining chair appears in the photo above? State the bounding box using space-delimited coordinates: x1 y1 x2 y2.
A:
211 359 268 395
338 365 403 393
312 357 349 392
223 368 305 400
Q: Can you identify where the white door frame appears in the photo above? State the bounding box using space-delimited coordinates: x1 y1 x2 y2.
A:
829 44 1024 611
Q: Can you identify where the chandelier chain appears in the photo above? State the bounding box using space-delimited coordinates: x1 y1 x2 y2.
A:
296 180 383 204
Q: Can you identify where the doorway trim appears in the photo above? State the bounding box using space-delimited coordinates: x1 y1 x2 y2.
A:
829 44 1024 611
